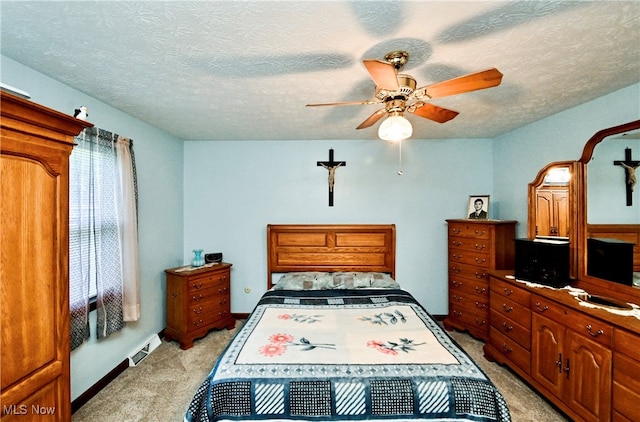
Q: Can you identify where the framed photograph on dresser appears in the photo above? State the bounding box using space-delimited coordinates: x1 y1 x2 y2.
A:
467 195 489 219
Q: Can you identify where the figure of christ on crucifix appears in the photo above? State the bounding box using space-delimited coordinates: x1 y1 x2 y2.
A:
614 147 640 206
317 148 346 206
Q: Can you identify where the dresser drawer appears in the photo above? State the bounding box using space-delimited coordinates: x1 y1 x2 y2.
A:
490 277 530 307
449 249 490 268
449 303 488 333
490 309 531 350
531 294 612 347
449 236 491 253
613 352 640 421
449 262 489 284
490 327 531 374
492 294 531 328
614 328 640 361
450 289 489 313
449 273 489 298
448 222 491 239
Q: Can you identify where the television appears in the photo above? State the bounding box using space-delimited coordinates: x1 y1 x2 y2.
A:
514 238 570 287
587 237 634 286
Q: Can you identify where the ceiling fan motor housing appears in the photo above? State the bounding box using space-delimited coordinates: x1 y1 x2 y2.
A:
376 74 416 101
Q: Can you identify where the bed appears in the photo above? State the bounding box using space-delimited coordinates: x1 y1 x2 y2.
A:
185 224 511 422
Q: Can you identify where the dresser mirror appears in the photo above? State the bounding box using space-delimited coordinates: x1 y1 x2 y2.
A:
528 161 580 279
579 120 640 295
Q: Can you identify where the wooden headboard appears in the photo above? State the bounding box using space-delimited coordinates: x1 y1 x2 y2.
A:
267 224 396 288
587 224 640 272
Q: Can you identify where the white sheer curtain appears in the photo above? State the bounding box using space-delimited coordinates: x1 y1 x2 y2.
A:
69 128 140 351
116 135 140 321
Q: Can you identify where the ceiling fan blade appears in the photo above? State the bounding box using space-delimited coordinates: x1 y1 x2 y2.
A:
306 100 380 107
356 109 387 129
363 59 399 91
414 68 503 99
409 102 459 123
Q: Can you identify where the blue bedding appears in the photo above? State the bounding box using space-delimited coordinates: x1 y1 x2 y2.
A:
185 289 510 422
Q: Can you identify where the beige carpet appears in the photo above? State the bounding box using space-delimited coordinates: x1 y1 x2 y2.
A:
73 322 568 422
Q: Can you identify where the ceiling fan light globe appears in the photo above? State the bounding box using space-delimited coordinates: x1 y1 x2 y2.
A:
378 115 412 142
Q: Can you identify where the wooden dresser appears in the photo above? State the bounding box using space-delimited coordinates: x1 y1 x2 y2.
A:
1 92 92 420
443 219 517 340
485 271 640 422
164 263 235 349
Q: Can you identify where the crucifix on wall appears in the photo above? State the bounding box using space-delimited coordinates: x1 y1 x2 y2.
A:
317 148 346 206
613 147 640 206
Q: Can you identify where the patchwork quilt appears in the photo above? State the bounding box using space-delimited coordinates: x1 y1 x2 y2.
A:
185 289 510 422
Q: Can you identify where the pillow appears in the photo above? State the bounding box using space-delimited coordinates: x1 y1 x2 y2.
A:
332 272 400 289
273 271 400 290
273 272 334 290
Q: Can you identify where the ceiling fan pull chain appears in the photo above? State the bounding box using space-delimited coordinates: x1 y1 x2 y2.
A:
398 140 404 175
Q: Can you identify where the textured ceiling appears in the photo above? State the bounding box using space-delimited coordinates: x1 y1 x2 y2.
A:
1 1 639 141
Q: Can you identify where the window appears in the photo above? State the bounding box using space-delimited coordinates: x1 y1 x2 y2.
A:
69 127 139 350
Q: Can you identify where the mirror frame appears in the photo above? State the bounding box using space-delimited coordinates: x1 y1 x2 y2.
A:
576 119 640 300
528 161 581 279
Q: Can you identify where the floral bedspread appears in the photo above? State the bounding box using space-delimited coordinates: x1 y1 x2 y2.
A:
185 289 510 422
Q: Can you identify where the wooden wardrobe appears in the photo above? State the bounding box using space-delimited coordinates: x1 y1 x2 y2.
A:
1 91 91 420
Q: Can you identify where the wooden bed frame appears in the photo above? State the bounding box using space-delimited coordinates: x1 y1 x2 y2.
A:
267 224 396 289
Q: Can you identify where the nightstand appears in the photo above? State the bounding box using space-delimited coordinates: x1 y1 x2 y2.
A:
164 262 235 349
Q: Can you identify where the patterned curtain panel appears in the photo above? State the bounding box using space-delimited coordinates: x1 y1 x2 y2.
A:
69 127 140 351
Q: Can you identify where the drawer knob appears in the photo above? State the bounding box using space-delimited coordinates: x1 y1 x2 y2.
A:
475 286 487 294
452 280 463 288
451 266 462 274
501 322 514 332
474 243 486 250
192 282 203 289
474 230 486 236
452 228 462 234
585 324 604 337
451 240 463 247
501 287 514 296
501 343 512 354
192 294 204 302
452 254 463 261
453 310 463 317
453 294 463 302
474 301 486 309
474 257 486 264
501 303 513 313
475 318 486 326
474 271 486 279
193 306 203 315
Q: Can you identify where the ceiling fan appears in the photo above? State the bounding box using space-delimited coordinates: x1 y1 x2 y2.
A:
306 50 503 140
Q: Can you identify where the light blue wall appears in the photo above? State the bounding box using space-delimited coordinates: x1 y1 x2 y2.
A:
184 138 496 313
1 56 185 400
493 83 640 238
